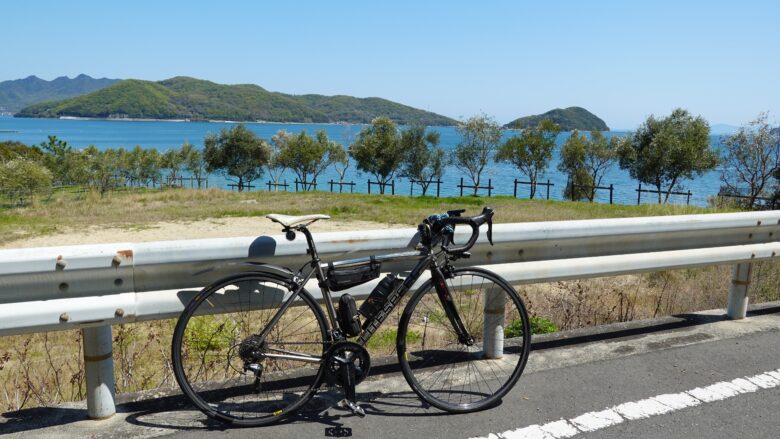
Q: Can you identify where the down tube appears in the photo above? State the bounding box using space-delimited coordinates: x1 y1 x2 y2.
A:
357 255 432 345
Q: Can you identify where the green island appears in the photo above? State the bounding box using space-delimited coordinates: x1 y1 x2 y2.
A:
505 106 610 131
15 76 458 126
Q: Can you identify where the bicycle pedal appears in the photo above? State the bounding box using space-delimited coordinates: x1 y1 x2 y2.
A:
338 398 366 418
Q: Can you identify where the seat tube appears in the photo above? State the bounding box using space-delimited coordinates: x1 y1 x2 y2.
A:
300 226 339 330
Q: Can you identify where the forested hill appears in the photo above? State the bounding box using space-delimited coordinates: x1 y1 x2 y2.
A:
505 107 609 131
16 77 458 126
0 74 118 112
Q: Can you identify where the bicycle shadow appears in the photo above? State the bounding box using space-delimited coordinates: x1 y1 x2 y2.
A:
121 387 452 434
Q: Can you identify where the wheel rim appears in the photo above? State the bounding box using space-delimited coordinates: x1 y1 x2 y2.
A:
173 275 327 423
399 269 530 411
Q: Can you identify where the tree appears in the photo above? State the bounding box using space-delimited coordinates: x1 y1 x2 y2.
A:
0 158 53 204
114 147 132 186
399 125 445 196
275 130 341 191
83 146 122 196
558 130 592 201
719 113 780 209
495 118 560 198
203 124 270 191
454 114 503 196
618 108 717 203
558 130 621 201
0 141 43 162
138 148 162 187
330 142 350 185
349 117 405 194
267 131 289 190
180 142 207 188
161 148 185 185
335 125 355 184
39 135 81 186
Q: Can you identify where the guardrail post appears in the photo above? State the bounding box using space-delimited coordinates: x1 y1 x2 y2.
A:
83 325 116 419
727 262 752 320
483 288 506 358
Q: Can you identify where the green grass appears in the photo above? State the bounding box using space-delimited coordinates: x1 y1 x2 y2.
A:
0 187 730 246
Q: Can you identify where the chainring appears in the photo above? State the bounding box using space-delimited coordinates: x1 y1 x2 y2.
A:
324 341 371 386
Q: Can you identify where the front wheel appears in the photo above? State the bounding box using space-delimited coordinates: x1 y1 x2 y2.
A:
397 267 531 413
171 273 329 427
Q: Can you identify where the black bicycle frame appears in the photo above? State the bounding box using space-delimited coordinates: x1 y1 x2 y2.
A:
255 226 473 362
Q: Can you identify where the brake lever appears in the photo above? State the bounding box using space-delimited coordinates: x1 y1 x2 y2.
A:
487 218 494 246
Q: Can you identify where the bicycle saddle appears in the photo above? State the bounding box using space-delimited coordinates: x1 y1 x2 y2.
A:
266 213 330 228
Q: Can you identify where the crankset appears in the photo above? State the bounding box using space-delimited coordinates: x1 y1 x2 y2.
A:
324 341 371 417
325 341 371 386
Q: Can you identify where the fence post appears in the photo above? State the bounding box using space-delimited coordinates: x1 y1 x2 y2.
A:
483 288 506 359
609 184 614 205
513 179 518 198
686 190 692 206
410 180 414 196
367 179 371 194
391 180 395 195
459 177 464 197
637 183 642 205
83 325 116 419
727 262 752 320
488 179 492 197
546 179 551 200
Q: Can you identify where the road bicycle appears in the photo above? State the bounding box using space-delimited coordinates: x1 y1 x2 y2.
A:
171 207 531 426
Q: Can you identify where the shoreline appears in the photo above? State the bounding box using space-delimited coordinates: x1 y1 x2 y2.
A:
17 115 371 126
1 115 464 127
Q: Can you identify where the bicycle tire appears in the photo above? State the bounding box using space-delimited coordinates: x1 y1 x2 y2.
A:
172 272 329 426
397 267 531 413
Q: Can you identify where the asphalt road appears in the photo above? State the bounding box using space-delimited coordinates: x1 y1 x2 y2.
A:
5 308 780 438
167 325 780 439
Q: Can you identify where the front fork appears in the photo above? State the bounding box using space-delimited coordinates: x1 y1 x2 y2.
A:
431 264 474 346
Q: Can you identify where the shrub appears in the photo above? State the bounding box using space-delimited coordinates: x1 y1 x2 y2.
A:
505 315 559 338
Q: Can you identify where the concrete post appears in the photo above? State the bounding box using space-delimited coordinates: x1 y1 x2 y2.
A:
82 325 116 419
727 262 752 320
483 288 506 359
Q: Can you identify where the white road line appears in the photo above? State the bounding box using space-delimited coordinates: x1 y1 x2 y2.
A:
471 367 780 439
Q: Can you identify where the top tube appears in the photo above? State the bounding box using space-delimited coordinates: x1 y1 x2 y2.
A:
325 250 425 269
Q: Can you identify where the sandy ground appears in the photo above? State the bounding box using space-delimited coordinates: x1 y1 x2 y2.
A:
1 217 411 249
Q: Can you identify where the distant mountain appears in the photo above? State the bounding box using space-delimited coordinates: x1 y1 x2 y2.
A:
710 124 740 135
0 74 118 113
505 107 609 131
16 76 458 126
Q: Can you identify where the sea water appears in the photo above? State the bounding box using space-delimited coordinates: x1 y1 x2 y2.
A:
0 116 724 206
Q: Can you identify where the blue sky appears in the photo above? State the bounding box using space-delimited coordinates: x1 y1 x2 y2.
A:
3 0 779 128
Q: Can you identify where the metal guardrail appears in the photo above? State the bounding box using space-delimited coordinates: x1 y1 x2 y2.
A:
1 211 779 419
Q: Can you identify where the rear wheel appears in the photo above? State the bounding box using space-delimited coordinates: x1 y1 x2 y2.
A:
172 273 329 426
397 267 531 413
